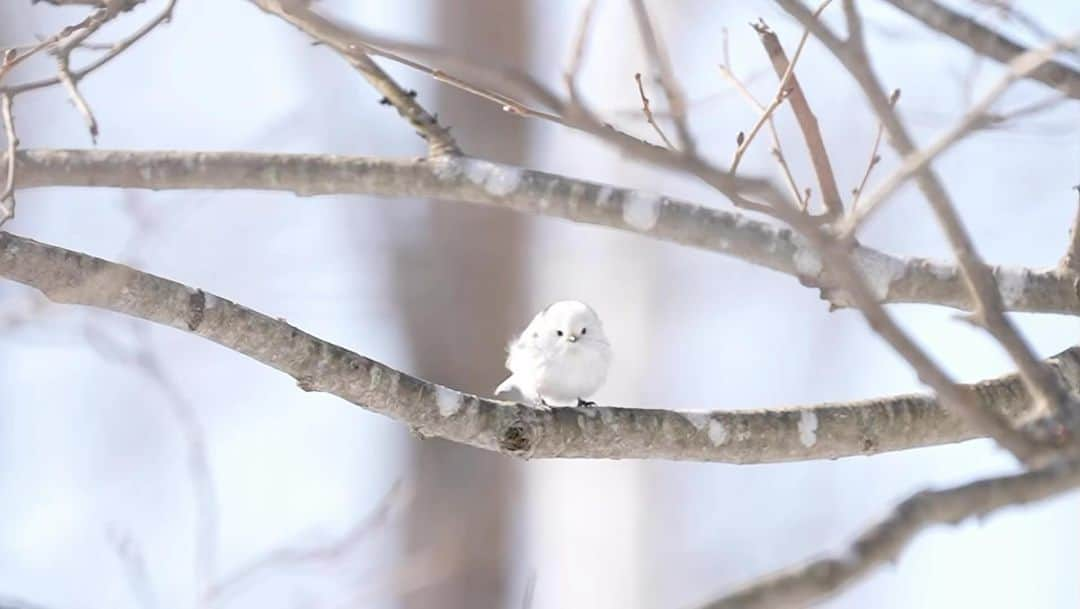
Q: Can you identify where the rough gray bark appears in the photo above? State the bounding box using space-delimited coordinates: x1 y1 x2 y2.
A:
14 149 1080 316
5 231 1078 464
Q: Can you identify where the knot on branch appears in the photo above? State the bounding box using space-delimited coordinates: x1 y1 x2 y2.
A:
499 419 534 456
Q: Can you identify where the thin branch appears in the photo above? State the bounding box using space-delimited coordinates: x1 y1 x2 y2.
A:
3 0 177 96
728 0 829 176
563 0 598 104
14 147 1080 316
728 85 792 174
248 0 459 156
882 0 1080 99
4 231 1077 463
628 0 696 154
752 17 845 219
717 61 805 209
633 72 675 149
849 88 899 214
699 457 1080 608
55 56 98 143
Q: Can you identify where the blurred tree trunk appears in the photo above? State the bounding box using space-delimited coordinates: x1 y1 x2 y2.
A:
395 2 530 608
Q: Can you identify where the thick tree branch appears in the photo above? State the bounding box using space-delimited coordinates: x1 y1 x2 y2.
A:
881 0 1080 99
699 456 1080 608
14 148 1080 316
5 231 1079 463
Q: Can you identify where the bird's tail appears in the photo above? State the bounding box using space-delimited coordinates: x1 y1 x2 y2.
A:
494 375 517 396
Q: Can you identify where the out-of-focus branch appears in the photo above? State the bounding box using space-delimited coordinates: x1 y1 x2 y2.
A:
563 0 598 104
207 481 409 603
15 148 1080 315
752 19 844 219
850 89 898 213
781 0 1078 443
628 0 696 155
247 0 459 156
881 0 1080 99
846 31 1080 229
6 231 1080 463
699 456 1080 609
0 93 15 227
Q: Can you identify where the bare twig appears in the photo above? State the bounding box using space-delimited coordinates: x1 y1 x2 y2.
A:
728 85 792 174
850 88 899 213
717 61 805 208
700 457 1080 608
633 72 675 149
0 93 16 226
4 0 177 96
628 0 696 154
752 17 844 219
55 56 99 143
248 0 459 156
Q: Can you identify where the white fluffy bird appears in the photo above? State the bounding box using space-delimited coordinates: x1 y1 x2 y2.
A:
495 300 611 408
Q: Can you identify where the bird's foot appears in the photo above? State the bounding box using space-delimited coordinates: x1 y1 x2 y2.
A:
577 398 596 407
533 398 553 412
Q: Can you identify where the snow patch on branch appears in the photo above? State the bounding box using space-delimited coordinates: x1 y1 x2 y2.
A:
435 385 463 417
854 249 906 300
798 411 818 448
684 412 708 430
708 420 729 446
996 268 1028 308
463 159 522 196
623 191 661 231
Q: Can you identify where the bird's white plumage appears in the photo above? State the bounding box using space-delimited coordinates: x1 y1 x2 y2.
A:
495 301 611 407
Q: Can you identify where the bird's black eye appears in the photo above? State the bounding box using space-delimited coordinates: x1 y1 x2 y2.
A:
581 328 587 335
556 330 563 336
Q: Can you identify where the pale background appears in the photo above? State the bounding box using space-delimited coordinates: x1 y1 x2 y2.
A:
2 1 1080 608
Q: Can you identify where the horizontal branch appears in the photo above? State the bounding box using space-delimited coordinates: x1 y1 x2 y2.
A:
14 148 1080 315
701 456 1080 608
882 0 1080 99
4 231 1078 463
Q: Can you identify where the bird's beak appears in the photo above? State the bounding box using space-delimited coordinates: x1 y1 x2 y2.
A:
567 335 577 342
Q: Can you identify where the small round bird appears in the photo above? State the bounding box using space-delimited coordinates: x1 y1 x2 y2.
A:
495 300 611 408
